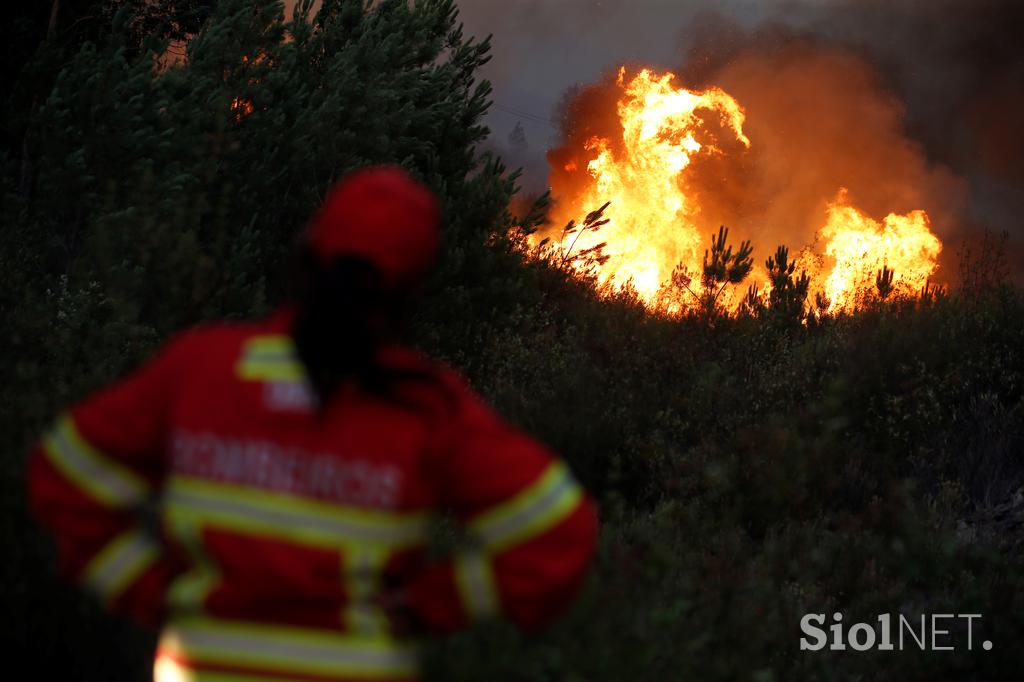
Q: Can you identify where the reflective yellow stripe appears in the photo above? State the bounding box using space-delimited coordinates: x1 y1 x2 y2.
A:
82 527 160 602
236 335 305 382
247 336 292 352
343 547 389 635
42 415 150 507
468 461 584 552
159 617 420 679
454 550 499 620
164 475 430 550
165 517 219 612
237 361 305 382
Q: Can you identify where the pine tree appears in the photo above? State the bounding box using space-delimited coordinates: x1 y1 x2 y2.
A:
672 225 753 320
875 265 895 300
765 245 810 323
507 120 528 153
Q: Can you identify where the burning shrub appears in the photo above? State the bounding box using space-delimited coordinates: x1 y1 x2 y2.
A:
537 61 956 313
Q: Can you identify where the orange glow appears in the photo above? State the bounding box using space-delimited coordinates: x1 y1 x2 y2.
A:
535 66 943 312
153 653 193 682
541 68 749 302
816 191 942 310
230 97 254 120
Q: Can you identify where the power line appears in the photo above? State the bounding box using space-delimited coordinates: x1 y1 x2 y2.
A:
494 106 552 125
493 102 558 128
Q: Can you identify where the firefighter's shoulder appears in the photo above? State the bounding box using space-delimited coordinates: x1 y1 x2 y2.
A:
160 318 278 370
376 345 494 421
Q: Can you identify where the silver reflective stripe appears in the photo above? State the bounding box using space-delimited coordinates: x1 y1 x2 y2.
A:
165 480 428 548
44 417 149 506
83 528 159 601
471 464 582 552
454 550 499 620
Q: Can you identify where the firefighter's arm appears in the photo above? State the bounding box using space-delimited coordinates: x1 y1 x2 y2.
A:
406 385 599 632
27 334 191 627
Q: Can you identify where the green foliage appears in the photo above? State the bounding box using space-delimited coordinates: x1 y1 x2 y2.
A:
435 282 1024 682
4 0 506 417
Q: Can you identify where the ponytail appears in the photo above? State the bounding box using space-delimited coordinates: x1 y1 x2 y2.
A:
290 250 394 404
287 248 456 414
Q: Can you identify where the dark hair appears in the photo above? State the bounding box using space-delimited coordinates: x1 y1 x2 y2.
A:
288 248 451 412
288 249 390 402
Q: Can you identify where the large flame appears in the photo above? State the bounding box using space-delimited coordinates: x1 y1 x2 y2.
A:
539 67 944 311
816 191 942 310
547 68 750 300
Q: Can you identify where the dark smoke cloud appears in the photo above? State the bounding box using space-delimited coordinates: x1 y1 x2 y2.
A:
810 0 1024 186
683 0 1024 270
455 0 1024 276
827 0 1024 276
691 42 964 263
455 0 764 194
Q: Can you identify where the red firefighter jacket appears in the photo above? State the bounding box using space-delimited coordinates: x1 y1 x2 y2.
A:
28 308 599 682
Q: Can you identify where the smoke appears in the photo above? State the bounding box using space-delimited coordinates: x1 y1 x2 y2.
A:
808 0 1024 188
682 1 1024 272
825 0 1024 276
455 0 1024 279
679 35 966 278
543 39 967 281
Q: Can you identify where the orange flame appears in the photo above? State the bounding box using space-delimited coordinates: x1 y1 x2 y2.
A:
544 68 749 301
538 67 944 312
815 191 942 310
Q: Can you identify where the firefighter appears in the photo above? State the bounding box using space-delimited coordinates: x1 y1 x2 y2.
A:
28 166 599 682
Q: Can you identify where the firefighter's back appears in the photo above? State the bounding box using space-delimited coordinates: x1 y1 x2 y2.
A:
29 167 598 682
155 317 454 682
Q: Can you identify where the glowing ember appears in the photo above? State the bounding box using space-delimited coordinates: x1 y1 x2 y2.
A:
538 66 944 312
231 97 254 120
